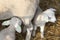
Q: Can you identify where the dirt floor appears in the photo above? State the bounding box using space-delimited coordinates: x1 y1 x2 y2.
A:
0 0 60 40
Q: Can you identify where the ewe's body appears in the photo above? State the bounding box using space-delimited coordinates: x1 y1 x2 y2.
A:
0 17 22 40
32 8 56 38
0 10 13 20
0 0 39 20
0 0 40 40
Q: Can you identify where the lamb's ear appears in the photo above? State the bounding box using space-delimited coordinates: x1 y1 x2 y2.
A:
2 20 10 26
15 24 21 33
49 8 56 11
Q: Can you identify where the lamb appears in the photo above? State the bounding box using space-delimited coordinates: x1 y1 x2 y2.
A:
0 17 22 40
32 7 56 38
0 0 40 40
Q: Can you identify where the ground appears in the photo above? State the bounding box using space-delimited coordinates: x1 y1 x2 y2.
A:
0 0 60 40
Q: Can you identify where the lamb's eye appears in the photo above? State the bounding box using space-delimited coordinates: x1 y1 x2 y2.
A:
48 17 51 19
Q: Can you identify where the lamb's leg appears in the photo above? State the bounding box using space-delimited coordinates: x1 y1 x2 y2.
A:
32 25 37 37
25 23 33 40
40 24 45 38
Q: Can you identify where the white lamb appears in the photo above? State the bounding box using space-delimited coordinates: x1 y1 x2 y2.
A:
0 0 40 40
0 17 22 40
32 7 56 38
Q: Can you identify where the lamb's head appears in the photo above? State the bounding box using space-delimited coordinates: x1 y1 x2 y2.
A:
43 8 56 23
2 17 22 33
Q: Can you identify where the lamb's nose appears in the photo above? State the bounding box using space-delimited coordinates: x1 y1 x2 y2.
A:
52 20 56 23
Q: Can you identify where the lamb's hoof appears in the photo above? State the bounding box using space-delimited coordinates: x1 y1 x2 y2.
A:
32 34 35 37
32 32 36 37
41 35 44 39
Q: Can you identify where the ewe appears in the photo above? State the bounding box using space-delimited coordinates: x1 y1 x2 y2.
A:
0 0 40 40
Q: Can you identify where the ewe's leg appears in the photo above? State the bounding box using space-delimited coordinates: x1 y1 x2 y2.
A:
32 25 37 37
40 24 45 38
25 23 33 40
22 18 33 40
